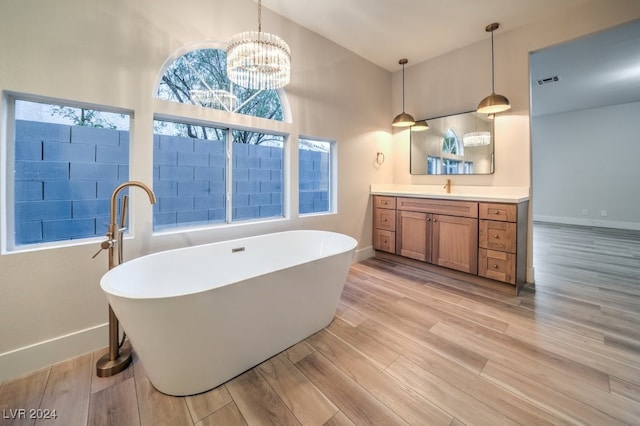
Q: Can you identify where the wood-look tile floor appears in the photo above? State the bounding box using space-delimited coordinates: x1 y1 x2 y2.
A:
2 222 640 425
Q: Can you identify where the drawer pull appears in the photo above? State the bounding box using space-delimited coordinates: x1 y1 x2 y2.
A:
383 239 388 244
494 234 499 239
493 264 499 269
491 210 501 215
383 218 387 222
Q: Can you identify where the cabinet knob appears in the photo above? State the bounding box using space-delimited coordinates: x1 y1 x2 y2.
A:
433 218 437 222
494 234 499 239
426 217 431 221
383 239 387 244
383 218 387 222
493 264 499 269
491 210 501 215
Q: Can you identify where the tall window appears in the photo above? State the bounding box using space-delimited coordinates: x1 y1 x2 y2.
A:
299 138 333 215
9 98 130 249
232 130 284 221
153 120 284 230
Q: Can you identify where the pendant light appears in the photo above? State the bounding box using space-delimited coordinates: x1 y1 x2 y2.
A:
477 23 511 114
411 120 429 131
392 58 415 127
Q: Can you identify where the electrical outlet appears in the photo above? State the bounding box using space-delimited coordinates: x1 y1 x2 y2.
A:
600 210 608 217
582 209 589 216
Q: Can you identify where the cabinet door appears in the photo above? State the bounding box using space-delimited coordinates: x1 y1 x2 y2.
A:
397 210 431 262
432 215 478 274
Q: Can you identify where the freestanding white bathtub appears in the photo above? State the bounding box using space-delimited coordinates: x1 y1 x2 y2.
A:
100 230 357 396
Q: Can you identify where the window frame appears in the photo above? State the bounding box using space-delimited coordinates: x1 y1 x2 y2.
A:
298 136 337 216
152 114 291 233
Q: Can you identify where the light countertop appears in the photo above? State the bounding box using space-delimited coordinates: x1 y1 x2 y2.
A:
370 184 530 203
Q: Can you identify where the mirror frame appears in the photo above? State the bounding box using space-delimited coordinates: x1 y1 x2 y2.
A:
410 110 495 175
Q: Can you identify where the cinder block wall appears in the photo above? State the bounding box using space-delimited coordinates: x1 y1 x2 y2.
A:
14 120 128 244
14 120 330 245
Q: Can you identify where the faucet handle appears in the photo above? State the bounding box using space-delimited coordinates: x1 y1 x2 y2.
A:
92 239 115 259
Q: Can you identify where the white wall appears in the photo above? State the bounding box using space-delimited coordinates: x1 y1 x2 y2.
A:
532 102 640 229
0 0 392 380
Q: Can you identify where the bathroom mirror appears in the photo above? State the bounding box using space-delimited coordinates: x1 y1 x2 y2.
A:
410 111 494 175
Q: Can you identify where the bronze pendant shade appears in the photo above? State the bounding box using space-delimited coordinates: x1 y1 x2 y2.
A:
392 59 415 127
477 23 511 114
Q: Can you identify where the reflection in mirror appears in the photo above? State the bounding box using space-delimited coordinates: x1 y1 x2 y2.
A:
410 111 494 175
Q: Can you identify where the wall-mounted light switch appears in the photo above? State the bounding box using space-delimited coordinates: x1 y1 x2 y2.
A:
600 210 608 217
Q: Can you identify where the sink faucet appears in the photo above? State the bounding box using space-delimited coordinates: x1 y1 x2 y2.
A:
94 181 156 378
444 178 451 194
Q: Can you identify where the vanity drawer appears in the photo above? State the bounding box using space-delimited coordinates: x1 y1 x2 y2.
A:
374 208 396 231
373 229 396 253
375 195 396 209
478 248 516 285
479 220 516 253
397 197 478 218
479 203 517 222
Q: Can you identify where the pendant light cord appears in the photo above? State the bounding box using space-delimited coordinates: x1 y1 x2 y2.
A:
491 29 495 93
258 0 262 33
402 62 406 112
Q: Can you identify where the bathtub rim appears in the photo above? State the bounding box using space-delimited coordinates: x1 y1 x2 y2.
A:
100 229 357 300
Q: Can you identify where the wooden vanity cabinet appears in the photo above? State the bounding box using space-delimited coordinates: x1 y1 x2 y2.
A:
372 193 529 294
396 197 479 274
372 196 396 253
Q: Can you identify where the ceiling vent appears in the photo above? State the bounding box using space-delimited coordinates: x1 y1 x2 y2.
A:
536 75 560 86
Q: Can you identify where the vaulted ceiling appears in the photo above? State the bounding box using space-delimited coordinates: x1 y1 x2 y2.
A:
261 0 640 116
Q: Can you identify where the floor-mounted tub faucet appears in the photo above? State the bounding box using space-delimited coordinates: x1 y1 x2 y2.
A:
94 181 156 377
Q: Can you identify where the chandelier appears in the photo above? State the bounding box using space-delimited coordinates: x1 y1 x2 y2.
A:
226 0 291 90
463 131 491 147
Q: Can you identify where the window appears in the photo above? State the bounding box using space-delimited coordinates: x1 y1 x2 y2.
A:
427 156 441 175
232 130 284 221
442 128 463 155
152 119 284 230
157 48 285 121
9 98 130 249
299 138 333 214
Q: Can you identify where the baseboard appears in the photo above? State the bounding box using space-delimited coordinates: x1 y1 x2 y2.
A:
534 215 640 231
0 323 107 383
354 245 375 263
